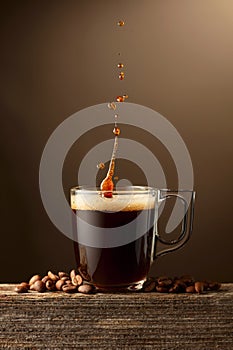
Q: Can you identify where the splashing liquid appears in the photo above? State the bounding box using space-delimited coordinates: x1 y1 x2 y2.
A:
100 117 120 198
100 20 126 197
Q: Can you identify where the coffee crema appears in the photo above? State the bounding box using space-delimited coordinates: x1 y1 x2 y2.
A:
71 191 156 212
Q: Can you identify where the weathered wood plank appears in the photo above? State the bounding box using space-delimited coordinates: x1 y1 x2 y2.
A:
0 284 232 349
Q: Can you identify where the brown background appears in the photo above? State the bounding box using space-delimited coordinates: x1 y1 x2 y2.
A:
0 0 232 282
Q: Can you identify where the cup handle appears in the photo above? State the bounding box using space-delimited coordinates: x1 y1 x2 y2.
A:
155 190 195 258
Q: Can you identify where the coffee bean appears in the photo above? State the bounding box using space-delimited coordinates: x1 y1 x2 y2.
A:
179 275 195 286
61 276 70 281
47 271 59 282
203 281 209 291
208 281 221 291
173 280 187 292
156 286 169 293
78 284 93 294
58 272 69 279
71 275 83 286
169 284 180 293
46 279 56 291
65 280 72 285
143 279 156 292
157 277 173 288
76 275 83 285
42 275 50 284
186 285 196 293
62 284 77 293
29 274 41 286
56 279 65 291
15 283 29 293
31 280 46 293
20 282 29 290
78 266 91 282
70 269 76 280
157 276 169 283
195 281 205 294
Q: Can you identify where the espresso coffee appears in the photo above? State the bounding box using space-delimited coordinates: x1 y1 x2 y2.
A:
71 193 156 289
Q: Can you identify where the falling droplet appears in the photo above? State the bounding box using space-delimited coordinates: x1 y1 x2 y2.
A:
117 20 125 27
108 102 117 110
114 114 118 127
118 72 125 80
97 162 105 170
123 94 128 99
117 63 124 68
114 176 119 181
116 96 124 102
113 127 120 136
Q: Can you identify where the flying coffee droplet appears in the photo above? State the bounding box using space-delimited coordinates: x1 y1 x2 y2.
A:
117 20 125 27
108 102 117 110
117 63 124 68
118 72 125 80
123 94 128 99
114 114 118 126
114 176 119 181
113 127 120 136
97 162 105 170
116 96 124 102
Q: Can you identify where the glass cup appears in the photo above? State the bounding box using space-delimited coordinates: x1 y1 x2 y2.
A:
70 186 195 291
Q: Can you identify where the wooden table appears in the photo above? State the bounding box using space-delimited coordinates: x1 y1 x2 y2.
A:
0 284 232 349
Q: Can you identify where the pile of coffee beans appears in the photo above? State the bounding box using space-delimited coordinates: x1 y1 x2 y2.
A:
143 275 221 294
15 271 221 295
15 269 93 294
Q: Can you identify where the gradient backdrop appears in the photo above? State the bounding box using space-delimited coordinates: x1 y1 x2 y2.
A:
1 0 232 282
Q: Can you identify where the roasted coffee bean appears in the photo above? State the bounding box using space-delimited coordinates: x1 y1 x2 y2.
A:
71 275 83 287
46 279 56 291
65 279 72 285
70 269 76 280
195 281 205 294
29 274 41 286
15 282 29 293
62 284 77 293
143 279 156 292
78 266 91 282
156 286 169 293
78 284 93 294
203 281 209 291
31 280 46 293
20 282 29 290
186 285 196 293
61 276 70 281
42 275 50 284
179 275 195 286
58 271 69 278
47 271 59 282
173 280 187 292
208 281 221 291
56 279 66 291
157 276 173 288
157 276 169 283
168 284 180 293
169 283 183 293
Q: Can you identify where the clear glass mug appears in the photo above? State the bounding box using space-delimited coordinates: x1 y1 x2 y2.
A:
70 186 195 291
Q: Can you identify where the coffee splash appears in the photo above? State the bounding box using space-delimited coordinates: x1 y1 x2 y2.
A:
100 20 127 198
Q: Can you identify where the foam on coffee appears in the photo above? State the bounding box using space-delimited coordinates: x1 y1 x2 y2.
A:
71 193 155 212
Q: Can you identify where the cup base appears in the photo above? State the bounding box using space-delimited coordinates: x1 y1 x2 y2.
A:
93 279 146 293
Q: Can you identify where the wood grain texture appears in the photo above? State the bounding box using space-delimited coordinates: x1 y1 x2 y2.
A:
0 284 232 349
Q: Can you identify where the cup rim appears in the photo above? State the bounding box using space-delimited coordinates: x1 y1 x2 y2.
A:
70 185 195 195
70 185 156 195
